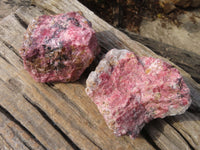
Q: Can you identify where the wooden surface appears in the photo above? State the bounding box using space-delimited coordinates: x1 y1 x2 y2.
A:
0 0 199 149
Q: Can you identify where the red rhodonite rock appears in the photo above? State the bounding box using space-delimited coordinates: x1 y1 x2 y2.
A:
20 12 100 82
86 49 191 138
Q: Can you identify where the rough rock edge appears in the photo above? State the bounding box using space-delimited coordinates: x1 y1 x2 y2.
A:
86 49 129 95
86 48 191 137
20 12 100 82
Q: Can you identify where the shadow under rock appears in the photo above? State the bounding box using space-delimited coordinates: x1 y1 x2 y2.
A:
78 30 126 86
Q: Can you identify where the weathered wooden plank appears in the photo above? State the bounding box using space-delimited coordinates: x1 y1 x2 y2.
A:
0 79 73 150
15 6 46 26
144 119 191 150
0 0 31 21
166 112 200 150
13 7 195 150
0 134 13 150
0 7 155 150
0 108 45 150
14 6 197 150
0 14 25 52
31 0 200 148
0 2 199 150
0 41 74 150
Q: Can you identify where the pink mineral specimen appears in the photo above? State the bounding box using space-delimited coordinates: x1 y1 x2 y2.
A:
86 49 191 138
20 12 100 82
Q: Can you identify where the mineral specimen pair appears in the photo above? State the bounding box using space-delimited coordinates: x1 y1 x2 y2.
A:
20 12 191 138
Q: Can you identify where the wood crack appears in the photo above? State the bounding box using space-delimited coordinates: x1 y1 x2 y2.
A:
141 129 161 150
0 134 14 150
0 53 13 66
1 40 23 64
8 126 32 150
31 3 56 15
175 62 200 83
14 13 28 29
187 107 200 114
22 94 80 150
80 131 102 150
46 85 95 129
0 105 47 150
45 82 54 87
165 119 194 150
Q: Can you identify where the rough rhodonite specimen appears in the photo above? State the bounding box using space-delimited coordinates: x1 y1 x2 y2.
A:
86 49 191 138
20 12 100 82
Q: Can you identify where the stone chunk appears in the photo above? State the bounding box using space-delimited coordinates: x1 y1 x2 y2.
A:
20 12 100 82
86 49 191 138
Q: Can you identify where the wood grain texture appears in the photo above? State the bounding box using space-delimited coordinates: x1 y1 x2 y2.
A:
144 119 191 150
0 1 199 149
0 40 73 150
0 107 45 150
